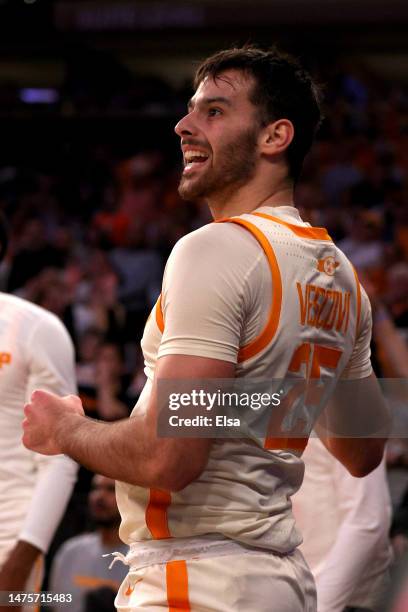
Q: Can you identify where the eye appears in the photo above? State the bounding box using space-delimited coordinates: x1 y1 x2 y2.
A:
208 107 222 117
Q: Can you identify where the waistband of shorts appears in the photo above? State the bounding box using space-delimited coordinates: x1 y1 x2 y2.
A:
108 535 294 572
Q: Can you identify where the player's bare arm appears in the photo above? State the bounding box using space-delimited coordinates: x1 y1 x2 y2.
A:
22 355 233 491
0 541 40 591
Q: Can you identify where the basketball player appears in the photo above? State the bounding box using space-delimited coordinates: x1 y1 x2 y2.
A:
22 47 388 611
0 216 77 610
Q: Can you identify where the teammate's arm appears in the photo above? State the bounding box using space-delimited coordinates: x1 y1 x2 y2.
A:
0 315 78 596
22 354 234 490
0 542 40 594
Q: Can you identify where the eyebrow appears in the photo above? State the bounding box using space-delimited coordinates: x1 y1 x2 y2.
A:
187 96 233 111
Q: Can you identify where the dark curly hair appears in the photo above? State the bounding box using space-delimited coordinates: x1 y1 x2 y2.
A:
194 46 323 182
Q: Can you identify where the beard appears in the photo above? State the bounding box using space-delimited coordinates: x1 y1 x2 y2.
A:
178 126 259 202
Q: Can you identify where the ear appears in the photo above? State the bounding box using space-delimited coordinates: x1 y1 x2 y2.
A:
259 119 294 156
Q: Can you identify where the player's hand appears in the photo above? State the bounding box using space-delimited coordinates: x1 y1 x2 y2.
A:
22 390 85 455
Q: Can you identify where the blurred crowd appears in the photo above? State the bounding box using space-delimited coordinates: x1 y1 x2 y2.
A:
1 62 406 409
0 59 407 609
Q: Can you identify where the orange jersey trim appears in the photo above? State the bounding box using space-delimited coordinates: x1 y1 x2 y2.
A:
351 265 362 339
264 436 307 452
251 212 332 241
166 560 191 611
155 293 165 333
145 488 172 539
219 217 282 363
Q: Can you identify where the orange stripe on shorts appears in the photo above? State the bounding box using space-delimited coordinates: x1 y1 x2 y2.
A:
166 560 190 611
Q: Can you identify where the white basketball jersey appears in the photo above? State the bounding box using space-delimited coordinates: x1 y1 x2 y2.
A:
116 206 372 553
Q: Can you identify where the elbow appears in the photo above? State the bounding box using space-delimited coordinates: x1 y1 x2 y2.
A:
346 444 385 478
141 456 205 492
163 474 197 493
348 462 379 478
124 437 211 491
153 463 203 492
327 437 386 478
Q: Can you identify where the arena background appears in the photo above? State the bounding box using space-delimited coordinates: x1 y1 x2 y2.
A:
0 1 407 610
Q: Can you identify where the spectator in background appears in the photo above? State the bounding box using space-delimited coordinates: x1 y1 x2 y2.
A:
83 586 116 612
72 249 125 346
91 181 131 250
339 210 385 272
115 152 163 224
6 217 66 293
50 475 128 612
77 341 136 420
94 342 136 420
387 185 408 262
320 141 362 207
384 263 408 331
23 268 77 344
76 328 104 390
109 220 162 343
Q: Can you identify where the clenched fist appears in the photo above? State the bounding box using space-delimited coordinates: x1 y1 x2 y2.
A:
22 390 85 455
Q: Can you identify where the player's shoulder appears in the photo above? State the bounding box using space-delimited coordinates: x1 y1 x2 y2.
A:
0 292 71 339
329 243 363 288
171 220 261 262
328 246 372 332
332 246 371 294
0 292 53 319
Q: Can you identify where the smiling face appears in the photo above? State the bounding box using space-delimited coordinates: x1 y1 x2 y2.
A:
175 70 261 203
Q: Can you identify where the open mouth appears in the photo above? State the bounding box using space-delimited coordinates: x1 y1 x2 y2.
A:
183 149 210 173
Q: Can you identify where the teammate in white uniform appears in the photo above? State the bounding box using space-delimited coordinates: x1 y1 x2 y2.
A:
0 217 77 604
22 47 388 611
293 437 392 612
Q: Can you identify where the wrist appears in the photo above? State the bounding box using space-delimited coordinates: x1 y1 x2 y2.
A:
55 412 86 454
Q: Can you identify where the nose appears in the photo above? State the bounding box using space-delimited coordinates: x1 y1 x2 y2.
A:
174 112 195 138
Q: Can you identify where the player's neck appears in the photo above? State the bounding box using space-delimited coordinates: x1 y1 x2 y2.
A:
208 175 294 220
